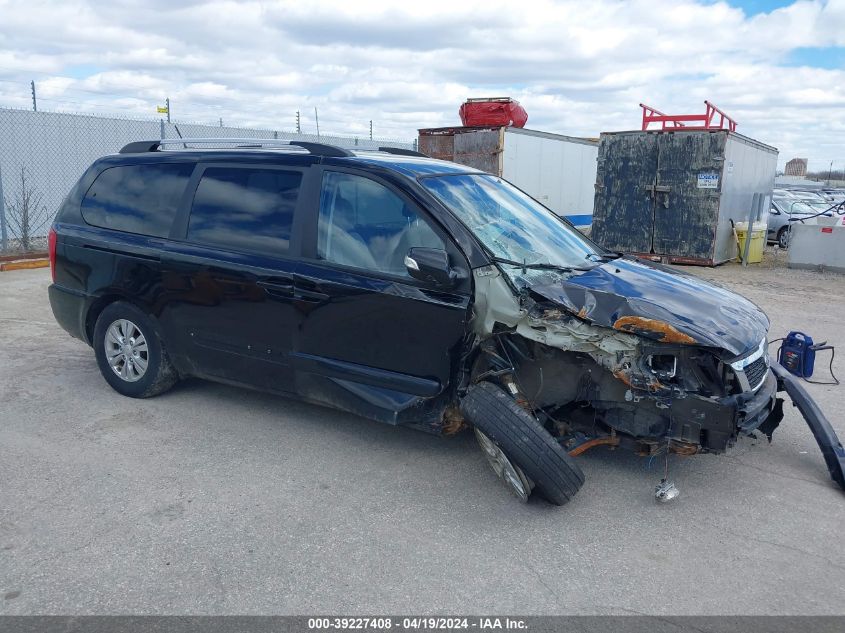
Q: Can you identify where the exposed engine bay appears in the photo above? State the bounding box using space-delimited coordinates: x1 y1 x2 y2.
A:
460 258 845 496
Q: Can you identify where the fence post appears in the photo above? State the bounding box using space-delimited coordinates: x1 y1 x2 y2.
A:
160 119 165 141
0 161 7 252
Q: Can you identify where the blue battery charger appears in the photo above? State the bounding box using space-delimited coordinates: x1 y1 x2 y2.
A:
778 331 816 378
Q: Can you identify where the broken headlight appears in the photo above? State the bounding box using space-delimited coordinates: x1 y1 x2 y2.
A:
647 354 677 379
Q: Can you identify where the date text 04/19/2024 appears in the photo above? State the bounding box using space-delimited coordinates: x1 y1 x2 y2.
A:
307 617 528 630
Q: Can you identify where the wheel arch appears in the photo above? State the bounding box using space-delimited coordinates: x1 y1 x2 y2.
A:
85 294 161 345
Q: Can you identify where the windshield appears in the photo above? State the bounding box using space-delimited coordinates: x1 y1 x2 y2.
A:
421 174 601 270
774 198 821 215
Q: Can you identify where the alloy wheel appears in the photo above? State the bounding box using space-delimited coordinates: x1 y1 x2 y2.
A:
104 319 149 383
474 428 534 502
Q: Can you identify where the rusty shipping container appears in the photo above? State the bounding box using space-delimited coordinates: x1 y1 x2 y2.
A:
418 126 598 227
591 129 778 265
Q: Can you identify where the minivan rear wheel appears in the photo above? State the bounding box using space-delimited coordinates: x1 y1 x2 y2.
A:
777 227 790 249
93 301 178 398
460 381 585 505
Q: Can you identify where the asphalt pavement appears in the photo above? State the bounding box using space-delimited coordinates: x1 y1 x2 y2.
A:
1 261 844 614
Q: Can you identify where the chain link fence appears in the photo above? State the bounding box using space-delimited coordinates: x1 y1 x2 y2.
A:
0 106 416 255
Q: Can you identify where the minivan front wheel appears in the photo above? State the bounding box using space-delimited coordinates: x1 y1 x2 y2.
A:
460 381 585 505
93 301 178 398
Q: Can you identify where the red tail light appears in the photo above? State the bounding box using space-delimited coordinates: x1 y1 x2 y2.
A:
48 227 57 283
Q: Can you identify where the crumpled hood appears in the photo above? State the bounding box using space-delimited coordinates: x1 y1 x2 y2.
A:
528 256 769 358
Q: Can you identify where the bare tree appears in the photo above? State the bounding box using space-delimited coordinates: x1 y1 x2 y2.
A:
4 167 51 252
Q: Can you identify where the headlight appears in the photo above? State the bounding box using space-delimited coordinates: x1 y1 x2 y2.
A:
648 354 677 379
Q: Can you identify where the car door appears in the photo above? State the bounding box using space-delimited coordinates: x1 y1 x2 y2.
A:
291 167 472 422
158 162 308 393
768 200 785 239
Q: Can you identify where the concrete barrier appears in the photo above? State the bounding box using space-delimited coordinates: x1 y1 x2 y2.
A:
788 221 845 274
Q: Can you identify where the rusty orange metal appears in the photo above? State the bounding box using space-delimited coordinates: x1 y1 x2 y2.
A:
612 316 697 344
441 406 466 435
568 435 620 456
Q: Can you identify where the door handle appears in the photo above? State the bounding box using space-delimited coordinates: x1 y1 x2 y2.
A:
294 288 330 303
257 279 294 298
294 276 330 302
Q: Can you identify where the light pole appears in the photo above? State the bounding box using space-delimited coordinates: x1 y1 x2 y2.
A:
828 160 833 185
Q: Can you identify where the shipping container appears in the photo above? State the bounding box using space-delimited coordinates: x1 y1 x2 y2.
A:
418 126 598 227
591 129 778 265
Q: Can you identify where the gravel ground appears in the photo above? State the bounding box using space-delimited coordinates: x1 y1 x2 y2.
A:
1 255 844 615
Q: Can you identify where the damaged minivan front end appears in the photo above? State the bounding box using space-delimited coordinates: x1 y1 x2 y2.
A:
421 172 845 503
471 257 782 460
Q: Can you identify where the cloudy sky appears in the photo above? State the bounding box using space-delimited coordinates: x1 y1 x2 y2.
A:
0 0 843 171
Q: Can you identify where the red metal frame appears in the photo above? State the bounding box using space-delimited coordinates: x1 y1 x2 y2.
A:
639 101 737 132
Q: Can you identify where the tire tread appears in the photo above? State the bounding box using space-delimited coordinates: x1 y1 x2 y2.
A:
461 381 584 505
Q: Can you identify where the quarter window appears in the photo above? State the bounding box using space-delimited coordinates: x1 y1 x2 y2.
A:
317 172 444 277
188 167 301 255
81 163 193 238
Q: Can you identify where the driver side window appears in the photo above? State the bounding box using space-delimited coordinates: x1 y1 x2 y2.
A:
317 171 444 277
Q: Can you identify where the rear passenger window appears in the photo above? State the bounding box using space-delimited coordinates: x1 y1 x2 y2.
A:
188 167 301 255
81 163 193 237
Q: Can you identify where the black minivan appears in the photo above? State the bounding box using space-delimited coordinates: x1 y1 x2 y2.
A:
49 138 845 504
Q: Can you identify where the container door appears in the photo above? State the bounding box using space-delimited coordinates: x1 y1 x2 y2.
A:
592 133 659 253
653 132 725 261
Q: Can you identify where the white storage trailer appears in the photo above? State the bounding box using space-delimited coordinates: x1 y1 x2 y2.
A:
418 126 598 227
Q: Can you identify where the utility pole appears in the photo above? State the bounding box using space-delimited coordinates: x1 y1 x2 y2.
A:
219 117 223 127
314 107 320 137
295 110 301 133
166 97 171 123
369 120 373 140
828 160 834 185
30 80 37 112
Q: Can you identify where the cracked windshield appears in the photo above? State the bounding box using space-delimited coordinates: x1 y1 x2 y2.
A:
421 173 602 282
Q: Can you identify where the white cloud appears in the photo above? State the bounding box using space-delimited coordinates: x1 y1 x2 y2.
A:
0 0 843 170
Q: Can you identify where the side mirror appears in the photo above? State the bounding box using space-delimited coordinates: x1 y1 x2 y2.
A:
404 247 459 287
770 208 781 215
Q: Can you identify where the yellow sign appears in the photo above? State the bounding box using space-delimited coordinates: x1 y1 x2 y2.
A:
156 106 168 114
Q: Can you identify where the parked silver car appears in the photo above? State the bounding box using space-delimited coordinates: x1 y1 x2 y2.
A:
767 196 827 248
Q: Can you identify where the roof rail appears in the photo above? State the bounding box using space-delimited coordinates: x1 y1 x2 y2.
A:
378 146 428 158
118 138 353 157
119 141 163 154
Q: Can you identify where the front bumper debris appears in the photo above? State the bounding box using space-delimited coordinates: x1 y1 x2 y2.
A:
772 361 845 491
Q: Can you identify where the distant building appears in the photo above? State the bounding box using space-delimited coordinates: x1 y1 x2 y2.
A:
785 158 808 177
